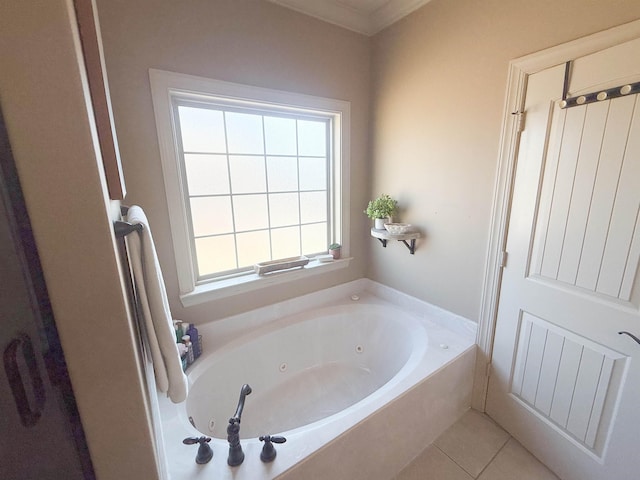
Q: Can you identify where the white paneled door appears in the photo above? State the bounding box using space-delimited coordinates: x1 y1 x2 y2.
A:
486 37 640 480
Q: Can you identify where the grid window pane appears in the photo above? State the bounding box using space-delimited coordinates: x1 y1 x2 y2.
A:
185 154 230 195
301 223 327 254
226 112 264 154
237 230 271 268
299 157 326 191
195 235 237 276
190 196 233 236
271 226 301 259
298 119 326 156
233 194 268 232
267 156 298 192
300 191 327 223
229 155 266 193
269 193 299 227
175 101 336 280
178 106 226 153
264 116 297 155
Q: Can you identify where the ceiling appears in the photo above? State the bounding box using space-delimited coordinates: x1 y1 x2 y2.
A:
266 0 433 36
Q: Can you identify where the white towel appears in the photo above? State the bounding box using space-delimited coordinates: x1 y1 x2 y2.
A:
126 205 187 403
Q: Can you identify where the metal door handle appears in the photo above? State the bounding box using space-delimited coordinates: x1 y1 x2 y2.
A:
3 333 46 427
618 331 640 346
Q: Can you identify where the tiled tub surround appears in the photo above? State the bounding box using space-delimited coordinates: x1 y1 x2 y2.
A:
157 279 476 479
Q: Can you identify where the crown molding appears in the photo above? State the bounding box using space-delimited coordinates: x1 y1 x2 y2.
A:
267 0 433 36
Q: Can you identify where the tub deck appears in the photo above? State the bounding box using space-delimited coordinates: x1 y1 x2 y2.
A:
156 279 476 480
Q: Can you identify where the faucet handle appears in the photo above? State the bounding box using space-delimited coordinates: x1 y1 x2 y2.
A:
183 436 213 464
263 435 286 444
259 435 287 463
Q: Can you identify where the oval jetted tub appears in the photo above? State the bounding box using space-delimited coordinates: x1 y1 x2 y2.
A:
186 303 425 440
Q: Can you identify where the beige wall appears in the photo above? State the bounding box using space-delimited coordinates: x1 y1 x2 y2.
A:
96 0 371 323
2 1 639 477
0 1 159 478
370 0 640 320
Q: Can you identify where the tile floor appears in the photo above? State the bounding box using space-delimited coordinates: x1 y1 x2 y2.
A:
395 409 560 480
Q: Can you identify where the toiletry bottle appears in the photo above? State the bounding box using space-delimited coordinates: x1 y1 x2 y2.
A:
187 339 194 365
177 343 188 371
175 320 184 344
182 323 190 346
187 323 201 359
182 335 194 365
182 323 200 360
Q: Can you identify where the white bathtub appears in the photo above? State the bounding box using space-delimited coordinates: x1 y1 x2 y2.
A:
156 279 476 480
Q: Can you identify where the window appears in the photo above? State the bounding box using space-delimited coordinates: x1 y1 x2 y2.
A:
149 70 350 305
177 103 331 279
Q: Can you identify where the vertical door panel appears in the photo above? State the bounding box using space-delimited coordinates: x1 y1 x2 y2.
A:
487 34 640 480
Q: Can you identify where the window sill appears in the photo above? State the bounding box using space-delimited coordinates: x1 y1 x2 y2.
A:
179 257 352 307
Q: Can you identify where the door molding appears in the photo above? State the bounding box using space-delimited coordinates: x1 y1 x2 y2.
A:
473 17 640 411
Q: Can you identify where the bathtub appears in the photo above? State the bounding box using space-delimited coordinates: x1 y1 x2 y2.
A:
156 279 476 480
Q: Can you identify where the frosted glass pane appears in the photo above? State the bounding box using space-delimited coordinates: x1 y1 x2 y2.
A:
190 197 233 236
237 230 271 267
229 155 266 193
298 119 326 156
269 193 299 227
233 194 268 232
271 227 301 259
184 154 229 195
226 112 264 154
195 235 236 276
264 116 296 155
267 156 298 192
178 106 226 153
300 191 327 223
299 157 326 191
301 223 327 254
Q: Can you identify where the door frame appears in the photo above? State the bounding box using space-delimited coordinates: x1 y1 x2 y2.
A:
473 18 640 411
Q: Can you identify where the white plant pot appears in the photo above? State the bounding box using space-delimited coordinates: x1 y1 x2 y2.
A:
374 218 388 229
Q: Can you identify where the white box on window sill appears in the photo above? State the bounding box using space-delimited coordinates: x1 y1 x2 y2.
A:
254 255 310 275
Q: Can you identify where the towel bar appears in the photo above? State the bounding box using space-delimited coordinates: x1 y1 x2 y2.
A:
114 220 143 238
115 205 143 238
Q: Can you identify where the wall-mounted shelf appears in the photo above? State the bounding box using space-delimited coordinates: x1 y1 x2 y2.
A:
370 228 421 254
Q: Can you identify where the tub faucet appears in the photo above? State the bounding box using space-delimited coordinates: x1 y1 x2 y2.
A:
182 436 213 464
227 384 252 466
259 435 287 462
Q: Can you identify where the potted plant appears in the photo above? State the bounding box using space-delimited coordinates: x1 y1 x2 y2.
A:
328 243 341 259
365 193 398 229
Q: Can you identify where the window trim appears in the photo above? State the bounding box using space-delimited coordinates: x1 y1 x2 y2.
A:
149 69 350 305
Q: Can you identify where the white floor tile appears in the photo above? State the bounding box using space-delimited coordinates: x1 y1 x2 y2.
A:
477 438 559 480
399 410 561 480
395 445 473 480
434 409 509 477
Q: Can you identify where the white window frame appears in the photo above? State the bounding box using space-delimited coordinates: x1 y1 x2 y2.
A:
149 69 350 306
